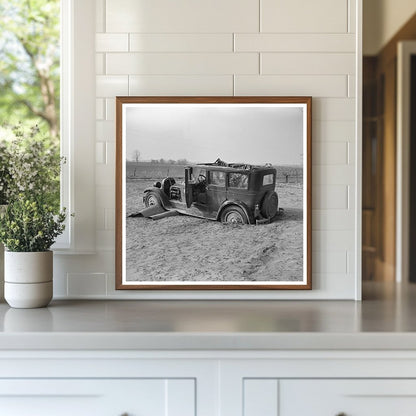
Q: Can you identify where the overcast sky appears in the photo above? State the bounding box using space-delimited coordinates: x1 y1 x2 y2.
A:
125 104 305 166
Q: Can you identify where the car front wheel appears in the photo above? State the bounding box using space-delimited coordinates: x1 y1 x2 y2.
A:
144 191 162 208
220 206 248 224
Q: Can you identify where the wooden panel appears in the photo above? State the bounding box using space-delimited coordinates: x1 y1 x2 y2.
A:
378 13 416 71
409 55 416 282
375 60 396 281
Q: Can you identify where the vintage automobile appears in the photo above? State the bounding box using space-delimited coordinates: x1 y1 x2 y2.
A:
142 159 279 224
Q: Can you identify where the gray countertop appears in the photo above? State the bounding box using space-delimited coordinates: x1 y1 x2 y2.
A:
1 282 416 350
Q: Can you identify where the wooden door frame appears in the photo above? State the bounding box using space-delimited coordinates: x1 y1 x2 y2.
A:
396 41 416 282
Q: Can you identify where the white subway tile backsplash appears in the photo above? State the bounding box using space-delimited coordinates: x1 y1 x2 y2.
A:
313 165 355 185
104 208 116 230
96 53 105 75
313 185 349 209
83 0 358 299
106 0 259 33
313 121 355 142
96 34 129 52
130 34 233 52
96 164 116 186
348 75 356 97
96 142 106 164
96 121 116 142
95 0 105 32
313 142 348 165
312 98 355 121
261 53 355 75
235 34 356 53
312 210 355 231
107 53 259 75
67 273 107 296
96 230 116 251
313 230 355 251
106 142 116 165
96 75 128 97
96 207 106 230
347 250 355 275
261 0 348 33
349 0 357 34
96 186 115 209
105 98 116 121
312 251 347 274
129 75 233 96
96 98 105 120
235 75 347 97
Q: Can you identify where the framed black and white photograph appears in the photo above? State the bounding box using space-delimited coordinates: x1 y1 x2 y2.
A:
116 97 311 290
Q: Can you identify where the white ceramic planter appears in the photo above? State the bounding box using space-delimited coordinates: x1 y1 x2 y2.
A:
4 251 53 308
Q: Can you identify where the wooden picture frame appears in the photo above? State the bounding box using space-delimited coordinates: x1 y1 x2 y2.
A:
116 96 312 290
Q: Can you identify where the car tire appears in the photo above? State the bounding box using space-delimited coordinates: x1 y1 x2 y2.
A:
261 191 278 219
144 191 162 208
220 205 248 224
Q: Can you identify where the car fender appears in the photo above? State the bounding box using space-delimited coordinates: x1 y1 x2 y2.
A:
143 187 171 208
216 200 253 224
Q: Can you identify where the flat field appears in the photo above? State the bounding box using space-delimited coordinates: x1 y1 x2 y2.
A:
125 172 304 283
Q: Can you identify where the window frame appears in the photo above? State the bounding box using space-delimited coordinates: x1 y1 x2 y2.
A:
53 0 95 253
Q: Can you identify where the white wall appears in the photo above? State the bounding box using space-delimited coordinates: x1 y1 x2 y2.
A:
364 0 416 54
53 0 360 300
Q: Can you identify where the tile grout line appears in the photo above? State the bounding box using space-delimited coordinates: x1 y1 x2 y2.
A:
347 0 351 33
259 0 262 32
103 0 106 33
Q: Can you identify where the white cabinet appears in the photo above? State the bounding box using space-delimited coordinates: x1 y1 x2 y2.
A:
1 350 416 415
281 380 416 416
0 379 195 416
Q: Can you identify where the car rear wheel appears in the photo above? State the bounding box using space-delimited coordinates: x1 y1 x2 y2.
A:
261 191 278 219
144 191 162 208
220 206 248 224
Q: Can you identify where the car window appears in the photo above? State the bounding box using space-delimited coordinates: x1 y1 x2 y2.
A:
193 167 206 182
228 173 249 189
263 173 274 186
209 171 226 186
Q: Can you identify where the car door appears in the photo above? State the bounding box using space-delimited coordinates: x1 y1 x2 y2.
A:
206 170 227 213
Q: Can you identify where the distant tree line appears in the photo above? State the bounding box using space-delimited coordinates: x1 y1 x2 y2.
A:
128 156 190 165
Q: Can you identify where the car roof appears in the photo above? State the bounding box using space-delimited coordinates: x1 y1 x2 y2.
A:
189 161 276 174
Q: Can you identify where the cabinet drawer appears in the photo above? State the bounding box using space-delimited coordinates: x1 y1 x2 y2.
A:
0 379 195 416
281 380 416 416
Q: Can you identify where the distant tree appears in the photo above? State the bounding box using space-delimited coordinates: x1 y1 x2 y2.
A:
0 0 60 140
132 149 140 163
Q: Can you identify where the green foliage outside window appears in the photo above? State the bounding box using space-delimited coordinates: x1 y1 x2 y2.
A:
0 0 61 209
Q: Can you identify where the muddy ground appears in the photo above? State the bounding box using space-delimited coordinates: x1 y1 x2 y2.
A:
125 180 303 282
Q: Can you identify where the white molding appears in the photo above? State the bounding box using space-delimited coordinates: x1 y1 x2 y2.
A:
396 41 416 283
355 0 363 300
53 0 96 252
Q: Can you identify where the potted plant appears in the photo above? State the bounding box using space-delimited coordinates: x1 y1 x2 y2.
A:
0 125 65 308
0 138 13 300
0 197 66 308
